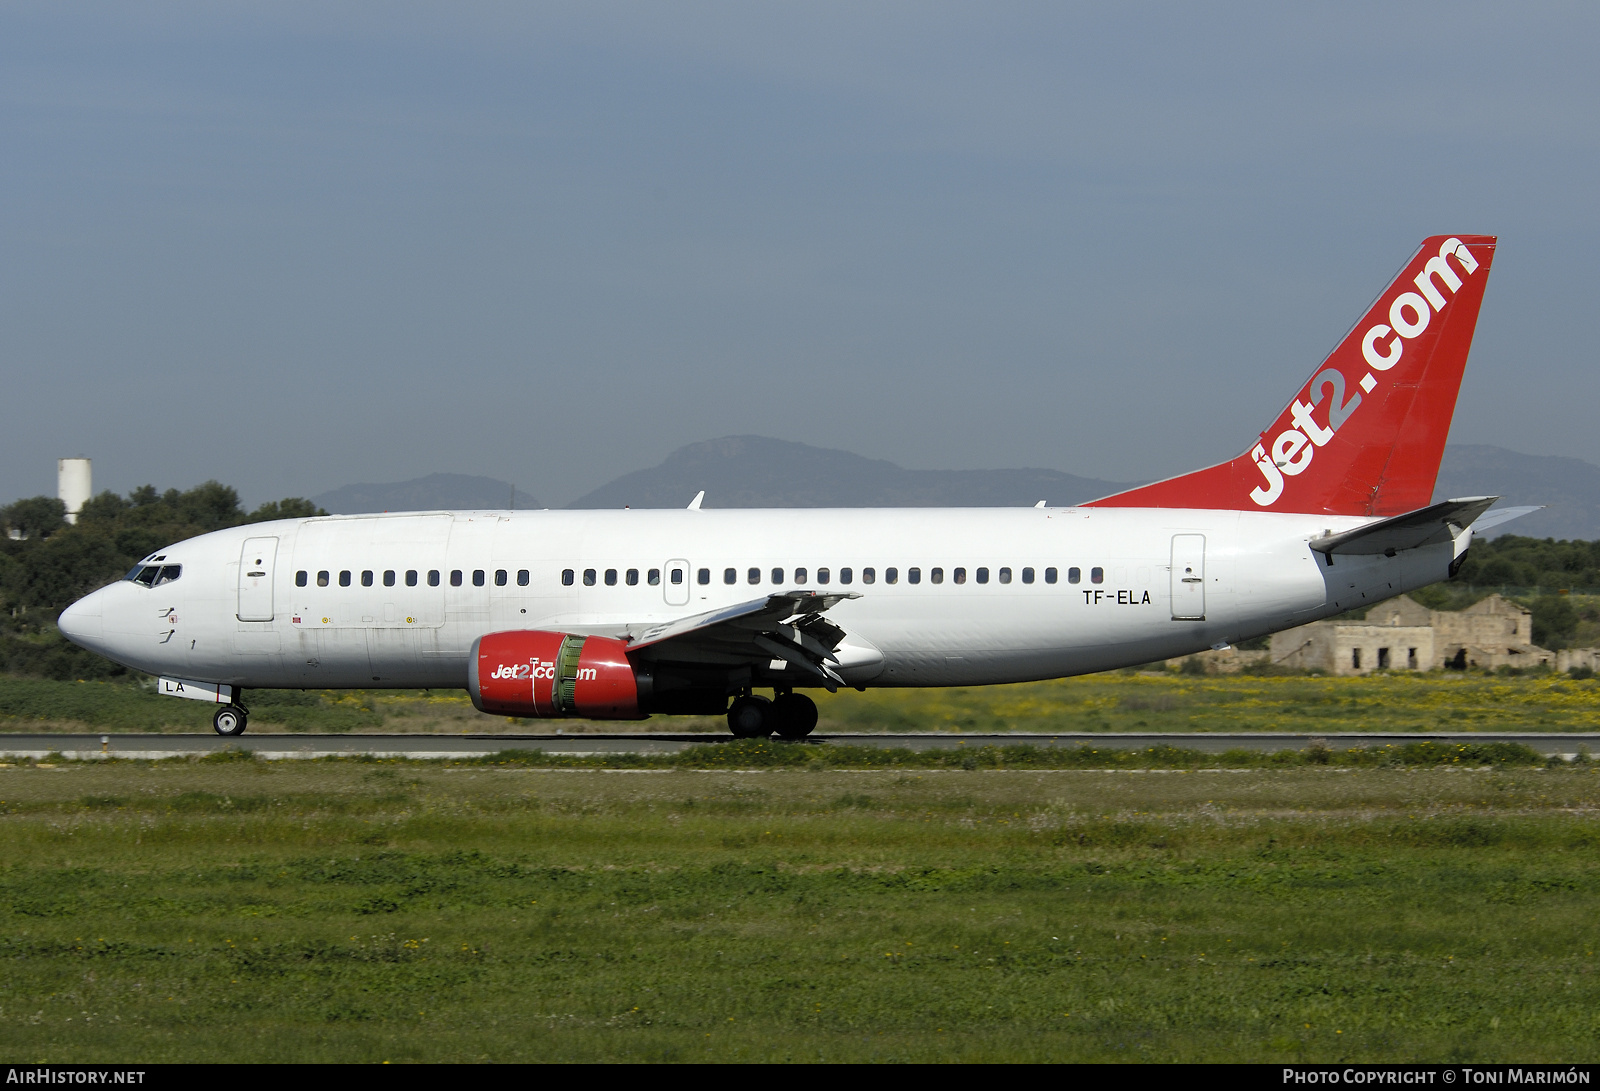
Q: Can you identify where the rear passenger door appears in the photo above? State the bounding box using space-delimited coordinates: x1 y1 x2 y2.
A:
1170 534 1206 620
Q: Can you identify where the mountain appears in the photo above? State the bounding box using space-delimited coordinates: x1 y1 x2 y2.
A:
565 436 1135 509
1434 445 1600 540
305 441 1600 540
312 474 537 515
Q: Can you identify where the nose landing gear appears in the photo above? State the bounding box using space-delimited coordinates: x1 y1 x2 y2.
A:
213 704 249 737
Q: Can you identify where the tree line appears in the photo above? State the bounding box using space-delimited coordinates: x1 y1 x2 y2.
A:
1 483 323 679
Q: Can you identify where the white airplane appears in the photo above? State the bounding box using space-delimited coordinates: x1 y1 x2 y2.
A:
59 234 1531 739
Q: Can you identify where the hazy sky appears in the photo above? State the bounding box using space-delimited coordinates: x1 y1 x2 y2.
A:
4 3 1597 508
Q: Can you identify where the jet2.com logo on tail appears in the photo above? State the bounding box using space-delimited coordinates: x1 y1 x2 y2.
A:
1248 238 1481 507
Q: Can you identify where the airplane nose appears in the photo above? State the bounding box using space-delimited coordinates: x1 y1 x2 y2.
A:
58 592 105 648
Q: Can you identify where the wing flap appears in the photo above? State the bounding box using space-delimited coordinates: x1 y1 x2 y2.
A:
621 590 866 692
624 590 861 652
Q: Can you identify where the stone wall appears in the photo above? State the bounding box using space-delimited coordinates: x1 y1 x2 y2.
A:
1269 624 1434 675
1267 593 1556 673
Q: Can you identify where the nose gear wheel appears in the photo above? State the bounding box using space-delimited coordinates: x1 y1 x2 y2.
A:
213 705 248 736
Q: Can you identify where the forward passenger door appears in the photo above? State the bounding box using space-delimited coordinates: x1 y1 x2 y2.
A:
237 537 279 622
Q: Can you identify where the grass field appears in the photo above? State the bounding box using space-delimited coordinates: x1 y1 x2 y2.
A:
2 756 1598 1062
5 667 1600 735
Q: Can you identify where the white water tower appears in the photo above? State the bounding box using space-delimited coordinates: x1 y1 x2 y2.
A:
58 458 91 525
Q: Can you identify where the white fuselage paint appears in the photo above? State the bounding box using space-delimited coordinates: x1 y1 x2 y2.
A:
57 506 1458 695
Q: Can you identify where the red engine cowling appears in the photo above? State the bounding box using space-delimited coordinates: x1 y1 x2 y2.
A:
469 631 644 719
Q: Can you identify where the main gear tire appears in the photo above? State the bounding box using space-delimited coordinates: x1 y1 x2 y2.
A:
727 695 773 738
772 692 818 739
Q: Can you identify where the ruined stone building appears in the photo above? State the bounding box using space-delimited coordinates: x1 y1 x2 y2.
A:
1267 593 1553 675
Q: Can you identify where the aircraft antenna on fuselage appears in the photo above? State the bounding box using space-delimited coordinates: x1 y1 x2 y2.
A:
687 491 705 511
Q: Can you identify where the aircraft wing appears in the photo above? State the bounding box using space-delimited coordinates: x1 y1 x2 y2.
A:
1309 496 1498 556
623 590 862 690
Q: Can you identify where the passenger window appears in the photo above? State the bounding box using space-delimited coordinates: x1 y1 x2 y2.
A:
450 570 462 587
669 569 682 585
931 568 944 584
361 570 374 587
748 567 760 585
771 568 784 584
954 567 966 584
886 567 898 584
840 568 853 585
724 568 737 585
495 569 508 586
908 567 921 584
1022 567 1034 584
976 567 989 584
1047 567 1059 584
863 568 875 584
817 568 831 585
794 567 808 584
473 570 485 587
562 569 575 586
340 570 352 587
384 570 396 587
1067 567 1080 584
296 570 308 587
697 568 710 585
605 569 618 586
998 567 1011 584
518 570 530 586
1091 567 1104 584
651 569 664 586
626 569 639 586
318 570 330 587
428 570 440 587
407 570 418 587
584 569 597 586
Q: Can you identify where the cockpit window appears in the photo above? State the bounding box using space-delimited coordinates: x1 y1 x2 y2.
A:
125 564 181 587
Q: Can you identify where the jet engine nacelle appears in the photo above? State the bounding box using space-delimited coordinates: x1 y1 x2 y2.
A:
468 630 646 719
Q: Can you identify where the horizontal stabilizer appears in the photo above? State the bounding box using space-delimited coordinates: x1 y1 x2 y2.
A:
1309 496 1497 556
1469 504 1544 533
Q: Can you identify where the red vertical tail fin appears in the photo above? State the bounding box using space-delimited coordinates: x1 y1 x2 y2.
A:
1087 235 1496 516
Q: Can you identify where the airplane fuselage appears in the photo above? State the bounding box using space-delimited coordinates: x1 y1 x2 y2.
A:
58 505 1458 694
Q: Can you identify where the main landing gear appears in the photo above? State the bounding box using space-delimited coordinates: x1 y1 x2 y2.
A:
213 702 249 737
727 691 818 740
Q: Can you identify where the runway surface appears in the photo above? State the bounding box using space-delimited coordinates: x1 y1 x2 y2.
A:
1 731 1594 760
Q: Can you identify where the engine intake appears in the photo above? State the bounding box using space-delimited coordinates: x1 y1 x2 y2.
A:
469 631 646 719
